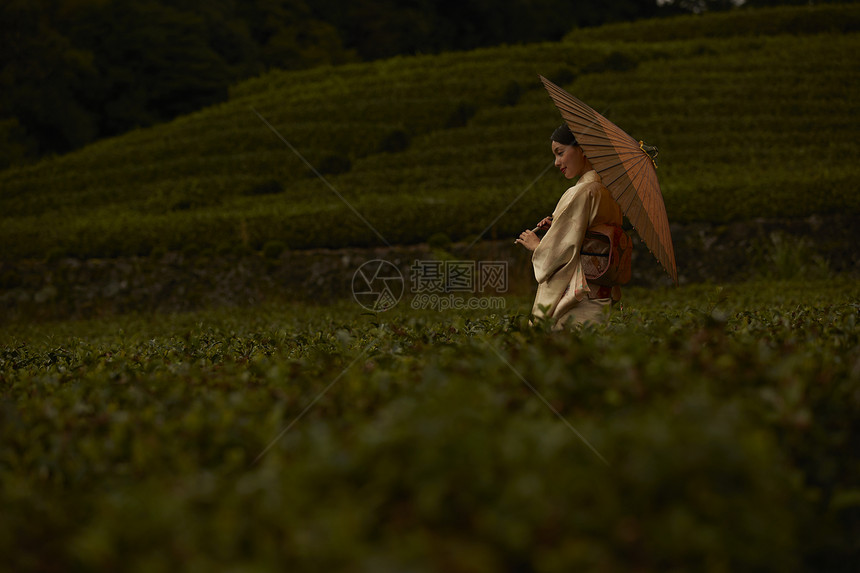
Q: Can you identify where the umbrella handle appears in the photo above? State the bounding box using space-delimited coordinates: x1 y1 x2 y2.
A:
533 215 553 232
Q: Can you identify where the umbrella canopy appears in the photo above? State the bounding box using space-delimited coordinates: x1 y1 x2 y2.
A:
540 75 678 285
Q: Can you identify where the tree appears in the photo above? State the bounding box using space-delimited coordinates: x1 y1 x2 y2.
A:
236 0 354 69
0 0 99 160
68 0 233 134
0 0 356 168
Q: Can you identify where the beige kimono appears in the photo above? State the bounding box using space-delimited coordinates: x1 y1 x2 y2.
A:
531 170 623 329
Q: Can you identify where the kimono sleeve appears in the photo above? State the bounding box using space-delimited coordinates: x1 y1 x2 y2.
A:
531 185 600 284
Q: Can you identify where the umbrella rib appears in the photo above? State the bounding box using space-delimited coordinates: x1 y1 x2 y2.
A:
626 157 670 254
618 154 676 281
606 156 640 205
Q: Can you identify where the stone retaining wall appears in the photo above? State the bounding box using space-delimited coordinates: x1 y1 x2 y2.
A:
2 214 857 322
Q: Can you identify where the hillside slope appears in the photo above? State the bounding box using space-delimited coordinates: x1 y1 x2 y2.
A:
1 4 858 260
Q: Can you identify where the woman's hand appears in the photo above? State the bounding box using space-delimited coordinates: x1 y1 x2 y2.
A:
515 229 540 252
536 216 553 231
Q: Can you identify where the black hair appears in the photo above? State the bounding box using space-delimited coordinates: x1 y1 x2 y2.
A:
551 123 578 146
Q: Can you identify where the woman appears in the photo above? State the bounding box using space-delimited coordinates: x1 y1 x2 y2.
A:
515 124 624 329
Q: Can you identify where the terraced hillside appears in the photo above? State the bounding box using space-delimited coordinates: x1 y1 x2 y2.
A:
1 4 858 260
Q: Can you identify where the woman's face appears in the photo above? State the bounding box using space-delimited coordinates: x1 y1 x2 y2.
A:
552 141 588 179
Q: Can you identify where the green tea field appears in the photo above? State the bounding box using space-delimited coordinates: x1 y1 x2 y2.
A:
2 4 859 572
1 4 859 259
2 279 858 570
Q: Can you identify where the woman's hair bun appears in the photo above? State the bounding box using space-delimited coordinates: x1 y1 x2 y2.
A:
551 123 578 145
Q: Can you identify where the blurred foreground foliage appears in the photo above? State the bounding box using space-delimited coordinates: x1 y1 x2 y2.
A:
1 277 858 571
